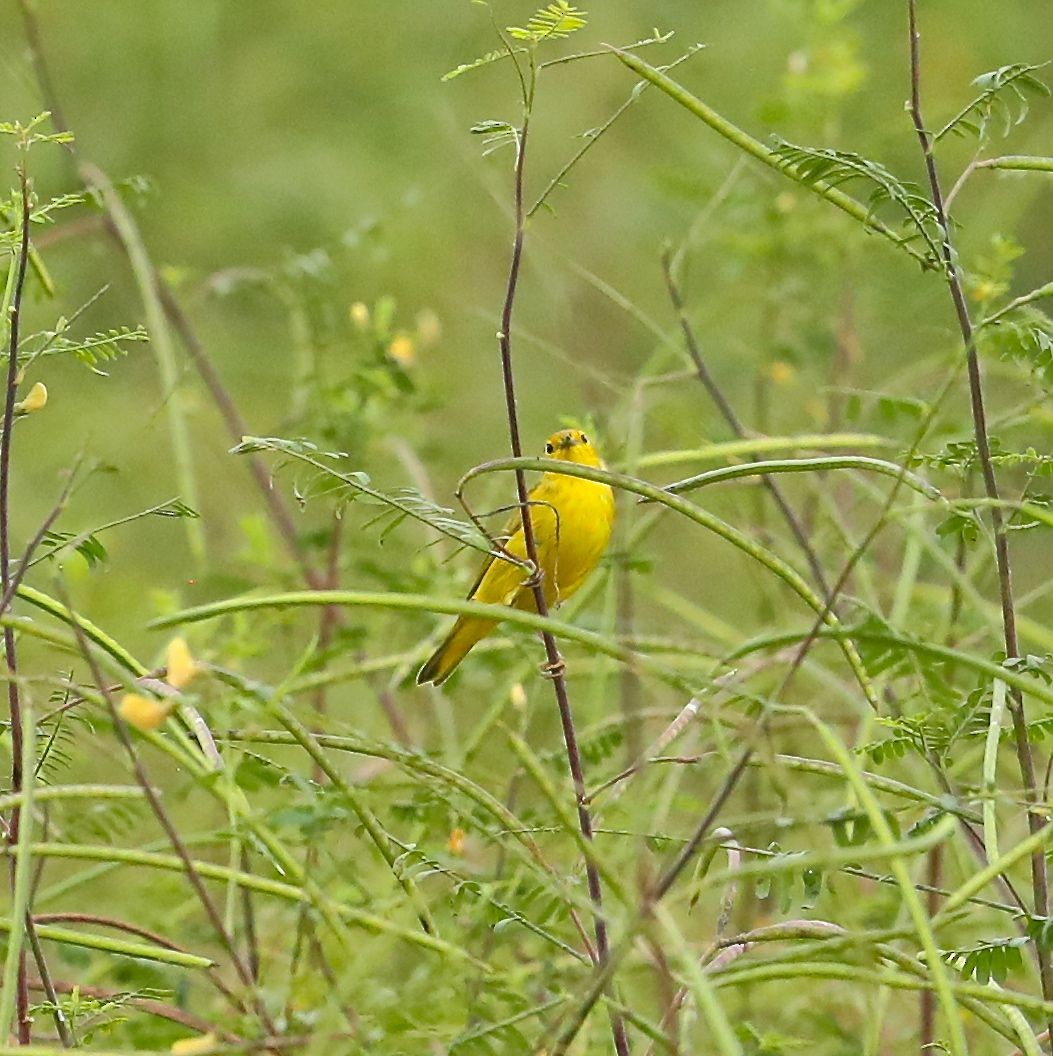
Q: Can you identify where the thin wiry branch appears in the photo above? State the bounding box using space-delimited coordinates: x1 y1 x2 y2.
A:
491 59 630 1055
906 0 1053 1029
662 250 831 599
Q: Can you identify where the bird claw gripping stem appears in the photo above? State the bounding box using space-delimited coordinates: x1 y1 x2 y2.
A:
522 561 543 591
540 657 566 681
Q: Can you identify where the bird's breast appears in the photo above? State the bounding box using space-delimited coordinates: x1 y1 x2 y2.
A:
548 478 614 599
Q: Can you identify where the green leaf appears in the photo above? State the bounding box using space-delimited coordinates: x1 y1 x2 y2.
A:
936 62 1051 142
771 138 943 268
508 1 588 42
233 435 498 556
442 48 512 82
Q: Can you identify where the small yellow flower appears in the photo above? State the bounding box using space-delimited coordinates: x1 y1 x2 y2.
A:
171 1035 217 1055
768 361 795 385
447 827 467 856
166 637 199 690
349 301 371 329
509 683 527 711
119 693 172 732
14 382 48 416
970 279 1000 303
387 333 416 368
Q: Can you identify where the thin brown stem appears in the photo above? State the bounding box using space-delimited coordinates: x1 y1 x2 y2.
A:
919 844 942 1053
495 97 629 1054
62 596 278 1037
662 251 831 599
2 169 33 1046
24 910 74 1047
907 0 1053 1024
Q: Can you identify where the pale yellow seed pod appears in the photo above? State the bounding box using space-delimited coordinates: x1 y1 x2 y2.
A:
119 693 172 732
166 637 199 690
171 1035 217 1055
14 382 48 415
349 301 371 329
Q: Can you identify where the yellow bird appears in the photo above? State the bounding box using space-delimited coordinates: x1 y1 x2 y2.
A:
417 428 615 685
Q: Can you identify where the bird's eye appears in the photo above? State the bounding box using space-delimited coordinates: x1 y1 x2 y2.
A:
545 442 554 454
581 433 589 445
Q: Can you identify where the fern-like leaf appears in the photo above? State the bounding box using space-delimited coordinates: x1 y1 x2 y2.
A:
232 435 499 557
442 48 514 83
21 325 149 374
508 2 587 43
470 120 519 157
771 139 944 268
935 62 1050 142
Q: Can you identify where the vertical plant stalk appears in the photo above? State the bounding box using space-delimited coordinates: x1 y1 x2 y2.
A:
495 96 629 1054
0 699 34 1044
65 611 278 1039
1 170 32 1045
906 0 1053 1021
662 252 831 599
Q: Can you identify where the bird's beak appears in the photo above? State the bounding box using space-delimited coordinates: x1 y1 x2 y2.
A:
558 434 577 450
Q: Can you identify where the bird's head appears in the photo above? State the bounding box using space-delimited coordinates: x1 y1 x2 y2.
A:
543 429 603 467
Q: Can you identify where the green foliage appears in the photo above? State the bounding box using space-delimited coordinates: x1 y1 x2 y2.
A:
771 139 943 266
941 937 1028 985
232 435 496 555
443 48 511 83
911 436 1053 477
507 2 588 42
983 310 1053 391
470 119 519 157
936 62 1050 141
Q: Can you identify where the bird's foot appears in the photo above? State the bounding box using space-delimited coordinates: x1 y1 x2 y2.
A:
540 657 566 681
523 562 543 591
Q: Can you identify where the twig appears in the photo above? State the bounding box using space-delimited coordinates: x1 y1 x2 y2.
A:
493 67 630 1054
61 591 278 1038
0 459 78 616
662 251 831 598
906 0 1053 1025
1 167 33 1046
544 265 977 1056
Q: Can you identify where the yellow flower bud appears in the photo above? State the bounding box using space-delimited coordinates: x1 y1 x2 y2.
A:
349 302 371 329
447 827 467 856
14 382 48 416
119 693 172 732
171 1035 217 1055
387 333 416 368
166 637 199 690
768 361 795 385
509 682 527 711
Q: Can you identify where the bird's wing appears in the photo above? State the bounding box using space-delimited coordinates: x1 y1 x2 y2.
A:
467 481 558 607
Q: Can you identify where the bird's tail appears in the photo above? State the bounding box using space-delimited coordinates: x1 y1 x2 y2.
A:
416 615 496 686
